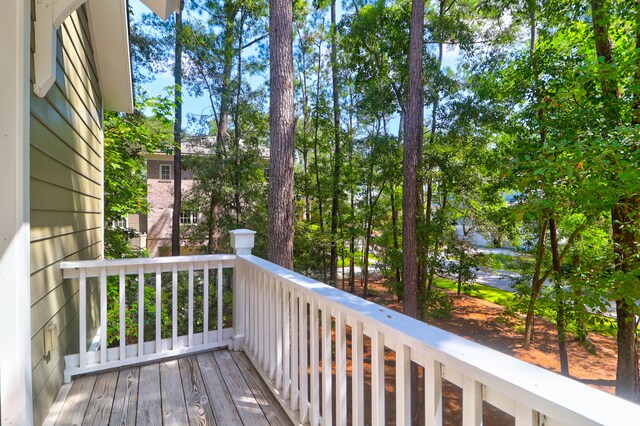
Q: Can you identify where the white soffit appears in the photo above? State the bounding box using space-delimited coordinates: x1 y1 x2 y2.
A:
86 0 133 112
139 0 181 20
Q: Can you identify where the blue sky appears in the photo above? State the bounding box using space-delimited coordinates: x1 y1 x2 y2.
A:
131 0 460 135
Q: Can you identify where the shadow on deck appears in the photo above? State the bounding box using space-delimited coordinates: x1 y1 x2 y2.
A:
45 349 292 425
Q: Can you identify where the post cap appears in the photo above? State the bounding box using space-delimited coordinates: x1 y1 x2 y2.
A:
230 229 256 255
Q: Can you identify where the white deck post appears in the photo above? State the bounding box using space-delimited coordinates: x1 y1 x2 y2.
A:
0 0 32 424
230 229 256 350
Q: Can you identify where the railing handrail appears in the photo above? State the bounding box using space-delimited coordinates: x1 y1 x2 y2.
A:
239 253 640 425
60 253 236 270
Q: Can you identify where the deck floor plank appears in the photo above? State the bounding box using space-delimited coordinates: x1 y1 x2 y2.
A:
48 349 291 426
213 350 270 426
178 356 217 426
136 363 162 425
83 370 119 425
109 367 139 426
231 351 292 425
195 352 244 425
55 374 97 425
160 359 189 426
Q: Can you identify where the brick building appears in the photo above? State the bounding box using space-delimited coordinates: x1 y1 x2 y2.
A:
129 137 213 256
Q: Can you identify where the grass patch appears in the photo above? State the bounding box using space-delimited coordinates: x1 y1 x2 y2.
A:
433 277 515 306
434 277 619 338
486 253 534 273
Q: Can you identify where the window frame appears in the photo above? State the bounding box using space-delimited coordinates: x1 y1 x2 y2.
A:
179 211 199 225
160 164 172 180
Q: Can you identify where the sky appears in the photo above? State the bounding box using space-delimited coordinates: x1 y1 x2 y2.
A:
131 0 460 135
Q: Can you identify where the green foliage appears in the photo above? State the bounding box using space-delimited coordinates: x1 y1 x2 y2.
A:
106 269 234 346
104 93 174 259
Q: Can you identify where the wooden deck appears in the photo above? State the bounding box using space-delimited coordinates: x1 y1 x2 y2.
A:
45 349 292 425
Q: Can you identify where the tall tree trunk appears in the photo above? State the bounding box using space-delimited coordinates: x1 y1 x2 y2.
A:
329 0 341 287
405 0 424 422
171 2 184 257
523 219 547 348
403 0 424 320
268 0 295 269
312 37 326 281
591 0 640 401
549 217 569 376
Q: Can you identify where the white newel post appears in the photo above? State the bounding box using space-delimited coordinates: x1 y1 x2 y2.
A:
230 229 256 351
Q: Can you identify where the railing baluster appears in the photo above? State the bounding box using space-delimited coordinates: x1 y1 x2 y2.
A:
396 344 411 425
100 268 107 364
310 299 320 426
352 320 364 426
137 266 144 357
425 358 443 426
276 280 283 388
299 293 309 423
515 402 538 426
243 262 250 351
265 275 271 373
155 264 161 354
249 266 255 354
217 261 223 342
283 284 290 399
119 266 125 361
258 271 265 366
463 376 483 426
188 263 194 347
203 262 209 345
290 289 299 411
172 264 178 349
371 329 385 425
336 312 347 425
321 305 332 426
79 268 87 368
269 276 276 380
253 267 258 356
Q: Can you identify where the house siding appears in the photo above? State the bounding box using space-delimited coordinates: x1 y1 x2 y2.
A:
29 6 103 425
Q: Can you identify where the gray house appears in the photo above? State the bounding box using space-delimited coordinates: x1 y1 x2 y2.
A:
0 0 178 423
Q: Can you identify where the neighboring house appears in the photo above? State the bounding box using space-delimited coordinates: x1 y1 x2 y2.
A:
140 136 214 256
0 0 178 424
135 136 269 257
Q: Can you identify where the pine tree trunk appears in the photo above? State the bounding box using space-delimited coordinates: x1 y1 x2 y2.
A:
403 0 424 320
329 0 341 287
267 0 295 269
171 3 184 257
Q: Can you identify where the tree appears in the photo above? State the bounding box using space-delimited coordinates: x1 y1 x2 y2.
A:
328 0 342 286
104 95 173 258
268 0 295 268
172 1 185 256
590 0 640 401
403 0 424 321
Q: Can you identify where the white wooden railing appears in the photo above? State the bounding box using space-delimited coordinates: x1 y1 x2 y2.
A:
60 229 640 424
232 232 640 426
60 254 236 382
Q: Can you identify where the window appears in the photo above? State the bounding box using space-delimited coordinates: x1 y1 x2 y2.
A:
180 211 198 225
111 216 127 228
160 164 172 180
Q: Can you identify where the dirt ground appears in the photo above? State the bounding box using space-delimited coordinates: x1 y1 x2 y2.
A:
338 275 622 424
